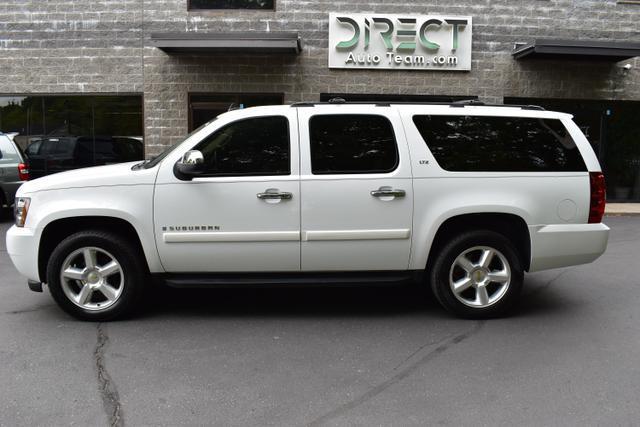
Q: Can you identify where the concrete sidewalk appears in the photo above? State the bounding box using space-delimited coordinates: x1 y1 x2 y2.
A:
606 203 640 216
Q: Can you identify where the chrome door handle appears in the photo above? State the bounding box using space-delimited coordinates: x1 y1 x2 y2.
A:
257 190 293 200
370 187 406 198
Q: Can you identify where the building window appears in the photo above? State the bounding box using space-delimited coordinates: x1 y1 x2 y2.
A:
194 116 290 176
505 97 640 202
188 0 274 10
0 95 144 178
188 93 284 132
309 114 399 175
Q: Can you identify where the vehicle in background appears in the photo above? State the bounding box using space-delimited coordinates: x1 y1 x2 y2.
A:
0 132 29 213
25 136 144 178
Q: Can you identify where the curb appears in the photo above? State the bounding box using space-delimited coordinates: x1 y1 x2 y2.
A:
605 212 640 217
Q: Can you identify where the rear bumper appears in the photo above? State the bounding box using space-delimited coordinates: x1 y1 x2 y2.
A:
6 225 41 282
529 223 610 272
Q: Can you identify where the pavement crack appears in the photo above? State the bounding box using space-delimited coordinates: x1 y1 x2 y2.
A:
526 270 568 298
95 324 124 427
391 334 453 372
1 305 51 315
306 321 485 427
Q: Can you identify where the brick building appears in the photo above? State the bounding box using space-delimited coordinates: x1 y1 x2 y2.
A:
0 0 639 200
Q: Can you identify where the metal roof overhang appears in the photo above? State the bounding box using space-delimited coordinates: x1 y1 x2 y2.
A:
512 39 640 61
150 32 302 55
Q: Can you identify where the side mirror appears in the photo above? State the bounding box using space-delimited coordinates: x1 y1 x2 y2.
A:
174 150 205 181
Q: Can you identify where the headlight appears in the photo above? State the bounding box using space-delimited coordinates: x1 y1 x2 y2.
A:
14 197 31 227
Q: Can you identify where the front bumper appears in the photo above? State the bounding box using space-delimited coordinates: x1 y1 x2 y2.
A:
6 225 41 282
529 223 610 272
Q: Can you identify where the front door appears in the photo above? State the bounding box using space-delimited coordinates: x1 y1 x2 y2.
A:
297 107 414 271
154 110 300 272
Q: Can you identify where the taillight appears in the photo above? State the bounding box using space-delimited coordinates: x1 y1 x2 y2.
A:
18 163 30 181
589 172 606 224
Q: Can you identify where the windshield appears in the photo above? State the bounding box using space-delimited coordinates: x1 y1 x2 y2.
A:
141 118 218 169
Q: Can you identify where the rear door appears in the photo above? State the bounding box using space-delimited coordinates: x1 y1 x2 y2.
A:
297 106 414 271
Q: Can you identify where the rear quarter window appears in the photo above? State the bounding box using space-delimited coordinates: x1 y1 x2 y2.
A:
412 115 587 172
0 135 19 161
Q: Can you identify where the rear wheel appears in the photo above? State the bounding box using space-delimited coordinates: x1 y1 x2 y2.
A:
430 230 524 319
46 230 146 321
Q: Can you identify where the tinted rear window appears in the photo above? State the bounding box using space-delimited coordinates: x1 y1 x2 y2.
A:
309 114 398 174
412 115 587 172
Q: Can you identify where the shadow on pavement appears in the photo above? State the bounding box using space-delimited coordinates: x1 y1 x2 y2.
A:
139 284 443 320
136 276 578 321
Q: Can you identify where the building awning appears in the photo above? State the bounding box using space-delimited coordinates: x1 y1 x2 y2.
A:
513 39 640 61
150 32 302 55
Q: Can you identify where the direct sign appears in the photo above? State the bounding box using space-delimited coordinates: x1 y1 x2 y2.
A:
328 13 472 71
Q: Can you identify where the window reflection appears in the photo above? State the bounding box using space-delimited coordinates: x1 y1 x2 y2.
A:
194 116 290 176
310 114 399 174
0 96 144 178
413 115 587 172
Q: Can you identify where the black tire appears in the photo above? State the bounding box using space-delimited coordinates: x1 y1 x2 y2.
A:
0 191 11 221
46 230 147 321
429 230 524 319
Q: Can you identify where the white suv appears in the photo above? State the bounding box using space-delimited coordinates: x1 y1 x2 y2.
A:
6 101 609 321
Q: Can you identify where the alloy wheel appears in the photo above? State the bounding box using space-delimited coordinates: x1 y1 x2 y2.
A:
448 246 511 308
59 247 124 311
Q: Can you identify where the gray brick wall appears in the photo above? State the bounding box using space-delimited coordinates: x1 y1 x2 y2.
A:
0 0 638 154
0 0 143 94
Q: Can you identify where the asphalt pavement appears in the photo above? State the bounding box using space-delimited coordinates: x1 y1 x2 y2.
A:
1 216 639 427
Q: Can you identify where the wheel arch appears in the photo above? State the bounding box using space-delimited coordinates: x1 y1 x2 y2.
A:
424 212 531 273
38 216 154 282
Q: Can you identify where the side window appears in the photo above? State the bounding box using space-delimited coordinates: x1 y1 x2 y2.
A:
25 141 42 157
38 141 55 156
309 114 399 174
49 139 75 156
194 116 290 176
412 115 587 172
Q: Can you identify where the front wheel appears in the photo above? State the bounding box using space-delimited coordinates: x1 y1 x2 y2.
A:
430 230 524 319
47 230 146 321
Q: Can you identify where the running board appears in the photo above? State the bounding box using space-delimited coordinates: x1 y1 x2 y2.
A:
158 271 423 289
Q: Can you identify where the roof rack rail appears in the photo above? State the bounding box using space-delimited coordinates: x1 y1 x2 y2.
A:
520 105 546 111
450 99 485 106
289 101 545 111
